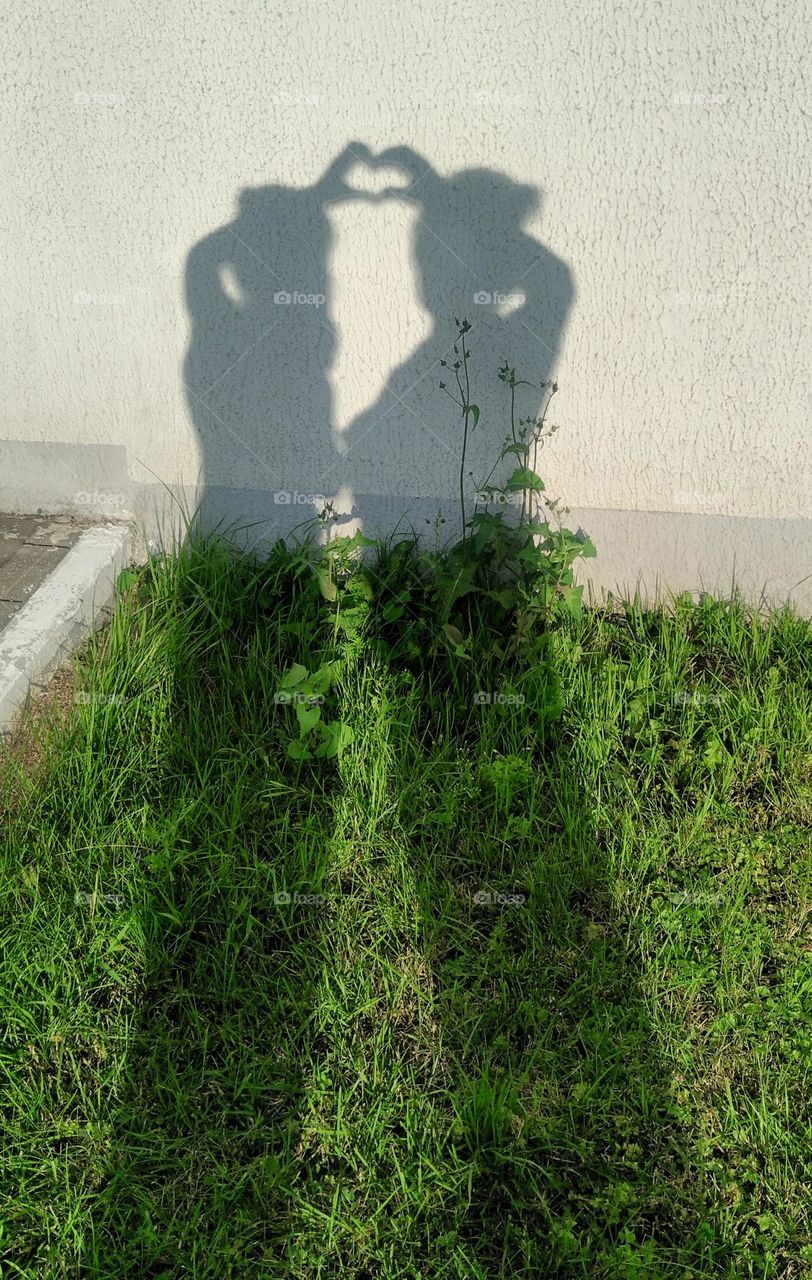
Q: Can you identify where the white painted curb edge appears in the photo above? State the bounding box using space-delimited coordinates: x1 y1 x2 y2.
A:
0 525 131 733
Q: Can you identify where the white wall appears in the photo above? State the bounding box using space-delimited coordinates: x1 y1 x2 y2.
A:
3 0 810 607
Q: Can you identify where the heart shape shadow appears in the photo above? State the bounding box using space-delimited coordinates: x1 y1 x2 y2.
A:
324 144 429 202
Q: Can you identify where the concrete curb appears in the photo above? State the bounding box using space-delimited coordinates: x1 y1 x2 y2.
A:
0 524 131 733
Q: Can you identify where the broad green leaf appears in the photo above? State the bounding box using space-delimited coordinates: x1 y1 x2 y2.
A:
295 703 322 736
345 530 377 551
703 734 727 769
335 607 366 635
116 569 140 594
306 663 335 696
560 585 584 619
517 545 543 564
507 467 545 492
279 663 308 690
312 565 337 601
315 720 354 758
487 589 518 610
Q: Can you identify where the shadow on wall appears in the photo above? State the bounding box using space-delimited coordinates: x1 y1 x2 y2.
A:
183 143 574 544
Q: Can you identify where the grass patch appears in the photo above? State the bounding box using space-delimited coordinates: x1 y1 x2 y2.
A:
1 529 811 1277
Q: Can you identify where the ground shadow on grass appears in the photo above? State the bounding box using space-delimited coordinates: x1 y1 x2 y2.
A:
81 547 346 1276
351 623 720 1276
80 541 733 1279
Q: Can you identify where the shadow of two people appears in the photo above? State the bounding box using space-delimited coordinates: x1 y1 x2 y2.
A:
183 142 574 542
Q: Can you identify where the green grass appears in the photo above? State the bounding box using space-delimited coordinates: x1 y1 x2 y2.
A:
1 531 811 1278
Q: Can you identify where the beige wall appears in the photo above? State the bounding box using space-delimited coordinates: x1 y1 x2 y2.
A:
3 0 810 607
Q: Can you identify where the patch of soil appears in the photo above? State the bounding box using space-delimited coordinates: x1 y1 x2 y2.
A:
0 661 77 804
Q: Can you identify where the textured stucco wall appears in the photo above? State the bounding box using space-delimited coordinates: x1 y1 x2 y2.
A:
3 0 810 607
